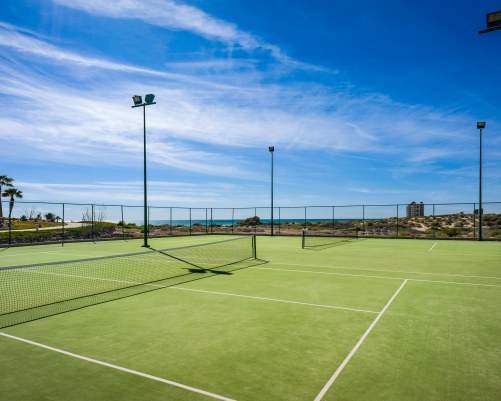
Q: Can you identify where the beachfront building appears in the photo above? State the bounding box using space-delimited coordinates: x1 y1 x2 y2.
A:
406 201 424 218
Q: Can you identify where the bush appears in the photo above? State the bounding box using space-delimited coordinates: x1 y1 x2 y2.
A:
442 227 460 237
236 216 262 226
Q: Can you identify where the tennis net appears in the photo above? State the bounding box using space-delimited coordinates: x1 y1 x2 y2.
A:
302 229 358 249
0 235 256 328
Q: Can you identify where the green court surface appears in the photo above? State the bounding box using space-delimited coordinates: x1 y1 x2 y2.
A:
0 236 500 401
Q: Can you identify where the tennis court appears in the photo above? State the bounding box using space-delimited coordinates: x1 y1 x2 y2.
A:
1 235 500 401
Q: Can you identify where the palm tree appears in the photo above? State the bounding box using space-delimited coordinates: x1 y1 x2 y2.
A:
0 175 14 220
2 187 23 227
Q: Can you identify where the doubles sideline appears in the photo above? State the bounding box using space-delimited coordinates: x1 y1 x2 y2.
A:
0 331 237 401
313 279 408 401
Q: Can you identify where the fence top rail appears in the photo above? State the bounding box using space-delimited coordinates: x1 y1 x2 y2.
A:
6 200 501 209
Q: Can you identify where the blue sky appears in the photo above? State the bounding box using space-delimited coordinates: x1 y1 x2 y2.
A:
1 0 500 211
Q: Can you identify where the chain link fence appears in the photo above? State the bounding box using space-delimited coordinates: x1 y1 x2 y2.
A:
1 200 500 246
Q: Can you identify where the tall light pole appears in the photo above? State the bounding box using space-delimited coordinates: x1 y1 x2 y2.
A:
132 94 156 248
269 146 275 236
477 122 486 241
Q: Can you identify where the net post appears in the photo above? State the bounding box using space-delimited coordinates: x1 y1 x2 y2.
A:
302 230 305 249
252 235 257 259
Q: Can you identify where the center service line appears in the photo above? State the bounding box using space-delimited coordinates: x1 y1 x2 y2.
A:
313 279 408 401
0 331 238 401
429 242 438 251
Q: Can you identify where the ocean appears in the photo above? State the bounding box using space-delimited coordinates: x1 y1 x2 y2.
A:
144 218 355 226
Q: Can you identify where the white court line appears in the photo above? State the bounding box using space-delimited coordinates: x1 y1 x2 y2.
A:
312 279 408 401
253 267 501 288
17 270 377 314
429 242 438 251
269 262 501 281
172 287 379 314
0 331 237 401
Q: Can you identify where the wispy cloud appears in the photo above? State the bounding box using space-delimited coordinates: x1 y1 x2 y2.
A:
51 0 329 71
0 21 490 193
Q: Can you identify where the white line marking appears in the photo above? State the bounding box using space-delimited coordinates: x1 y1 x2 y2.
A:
0 331 238 401
254 267 404 281
14 270 378 313
429 242 438 251
253 267 501 288
267 262 501 280
172 287 379 314
313 280 408 401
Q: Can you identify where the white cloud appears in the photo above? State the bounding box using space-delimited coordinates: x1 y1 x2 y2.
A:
50 0 329 71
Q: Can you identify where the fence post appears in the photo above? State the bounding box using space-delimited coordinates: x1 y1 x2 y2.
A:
189 208 192 236
254 207 257 235
62 203 65 246
396 204 399 237
91 204 95 240
473 203 476 239
362 205 365 233
121 205 125 238
332 206 335 233
170 207 173 236
304 206 307 230
232 208 235 234
278 207 281 235
210 208 213 234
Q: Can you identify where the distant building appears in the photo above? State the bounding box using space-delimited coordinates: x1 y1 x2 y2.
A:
406 201 424 218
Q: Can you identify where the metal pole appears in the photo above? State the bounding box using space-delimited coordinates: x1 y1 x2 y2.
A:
278 207 281 235
189 208 192 236
362 205 365 233
254 207 257 235
121 205 125 238
479 127 483 241
270 148 274 236
62 203 65 246
169 207 172 236
332 206 335 233
473 203 476 239
142 105 149 247
396 204 399 237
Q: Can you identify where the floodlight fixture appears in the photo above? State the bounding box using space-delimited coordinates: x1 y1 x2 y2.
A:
145 94 155 104
477 121 486 129
132 95 142 106
479 11 501 34
269 146 274 152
